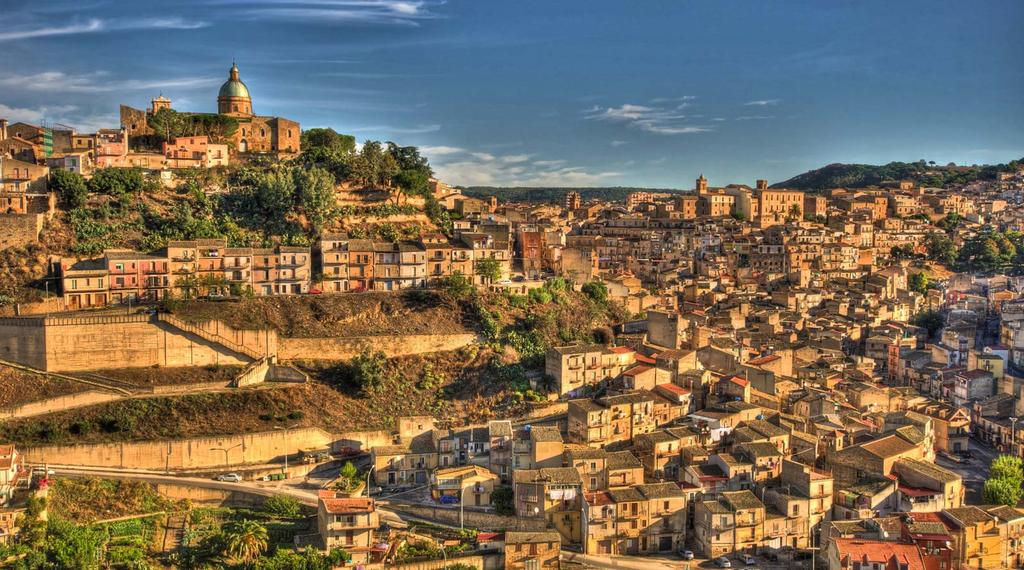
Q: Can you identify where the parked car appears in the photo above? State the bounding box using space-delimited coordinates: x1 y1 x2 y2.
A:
742 554 756 565
439 494 459 505
763 552 780 562
216 473 242 482
716 557 732 568
679 549 694 560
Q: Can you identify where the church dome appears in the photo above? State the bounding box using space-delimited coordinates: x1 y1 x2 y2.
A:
218 63 250 99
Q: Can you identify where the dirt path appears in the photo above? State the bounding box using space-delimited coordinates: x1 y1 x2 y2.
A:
160 512 187 554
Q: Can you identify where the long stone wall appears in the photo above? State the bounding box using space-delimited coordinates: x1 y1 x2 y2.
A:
385 503 549 532
278 333 478 361
21 427 335 470
0 390 122 420
0 315 260 372
0 318 48 369
0 213 43 249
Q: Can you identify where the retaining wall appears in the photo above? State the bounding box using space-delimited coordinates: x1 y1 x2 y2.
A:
0 314 258 372
0 390 122 420
21 427 335 470
278 333 478 361
386 503 549 532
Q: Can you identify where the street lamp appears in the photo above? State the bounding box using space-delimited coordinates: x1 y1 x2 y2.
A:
211 443 242 469
437 538 448 570
365 466 375 498
1011 417 1019 457
274 423 299 477
459 484 472 531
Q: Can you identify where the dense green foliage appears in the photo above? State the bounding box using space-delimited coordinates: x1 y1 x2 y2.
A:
492 486 514 515
911 310 945 339
261 495 302 519
772 158 1023 190
983 455 1024 507
908 272 929 294
148 108 239 142
955 230 1024 274
50 169 88 208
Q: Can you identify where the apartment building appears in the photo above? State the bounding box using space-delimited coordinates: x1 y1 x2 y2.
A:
61 240 311 307
546 343 636 397
429 464 498 507
514 467 584 543
316 492 381 565
694 490 767 557
565 449 643 492
583 482 687 555
161 136 229 168
504 531 561 570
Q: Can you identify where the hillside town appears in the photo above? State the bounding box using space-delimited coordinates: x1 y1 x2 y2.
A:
0 28 1023 570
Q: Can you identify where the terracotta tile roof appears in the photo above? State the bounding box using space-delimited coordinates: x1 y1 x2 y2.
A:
319 495 375 515
832 538 925 570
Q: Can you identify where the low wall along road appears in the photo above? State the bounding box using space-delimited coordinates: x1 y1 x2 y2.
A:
278 333 478 360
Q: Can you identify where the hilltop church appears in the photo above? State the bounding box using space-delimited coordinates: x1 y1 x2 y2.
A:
120 63 300 157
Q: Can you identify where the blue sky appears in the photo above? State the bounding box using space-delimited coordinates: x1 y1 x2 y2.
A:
1 0 1022 188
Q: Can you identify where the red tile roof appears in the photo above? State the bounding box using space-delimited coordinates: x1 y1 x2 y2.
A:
747 354 781 366
833 538 925 570
319 496 375 515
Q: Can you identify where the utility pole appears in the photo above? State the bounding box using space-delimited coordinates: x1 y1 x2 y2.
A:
274 423 299 477
1011 417 1019 457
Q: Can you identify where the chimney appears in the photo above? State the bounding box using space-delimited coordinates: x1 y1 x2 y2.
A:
0 119 7 141
756 179 768 190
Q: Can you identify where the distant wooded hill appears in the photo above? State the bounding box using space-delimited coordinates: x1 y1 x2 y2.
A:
461 186 685 203
770 158 1023 190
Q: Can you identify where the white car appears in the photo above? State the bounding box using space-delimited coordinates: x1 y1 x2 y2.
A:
216 473 242 482
742 554 756 565
716 557 732 568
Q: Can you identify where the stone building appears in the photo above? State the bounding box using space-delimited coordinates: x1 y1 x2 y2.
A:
120 63 300 159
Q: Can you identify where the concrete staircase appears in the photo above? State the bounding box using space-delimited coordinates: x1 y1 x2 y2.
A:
156 313 266 361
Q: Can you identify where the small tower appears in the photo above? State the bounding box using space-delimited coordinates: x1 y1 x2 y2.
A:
150 94 171 115
696 174 708 194
756 179 768 190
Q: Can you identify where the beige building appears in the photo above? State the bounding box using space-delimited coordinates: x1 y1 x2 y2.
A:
430 464 499 507
316 493 380 565
514 467 584 543
546 343 635 397
694 490 767 557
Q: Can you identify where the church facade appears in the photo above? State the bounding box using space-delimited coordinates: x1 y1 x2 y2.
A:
120 63 300 158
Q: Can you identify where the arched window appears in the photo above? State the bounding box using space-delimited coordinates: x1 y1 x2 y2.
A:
241 128 246 136
287 129 292 138
232 104 238 112
260 128 266 137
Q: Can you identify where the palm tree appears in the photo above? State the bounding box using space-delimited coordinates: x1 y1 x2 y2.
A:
222 519 268 566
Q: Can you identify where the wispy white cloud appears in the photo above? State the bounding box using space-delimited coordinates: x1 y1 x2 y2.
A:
0 17 207 42
349 123 441 134
0 102 115 133
584 101 710 135
0 103 76 124
734 115 775 121
744 99 780 106
610 140 628 147
420 145 464 156
0 71 219 93
222 0 444 26
428 147 620 187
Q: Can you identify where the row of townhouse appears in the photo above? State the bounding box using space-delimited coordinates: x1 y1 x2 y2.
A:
59 227 516 309
60 239 311 309
319 231 511 293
